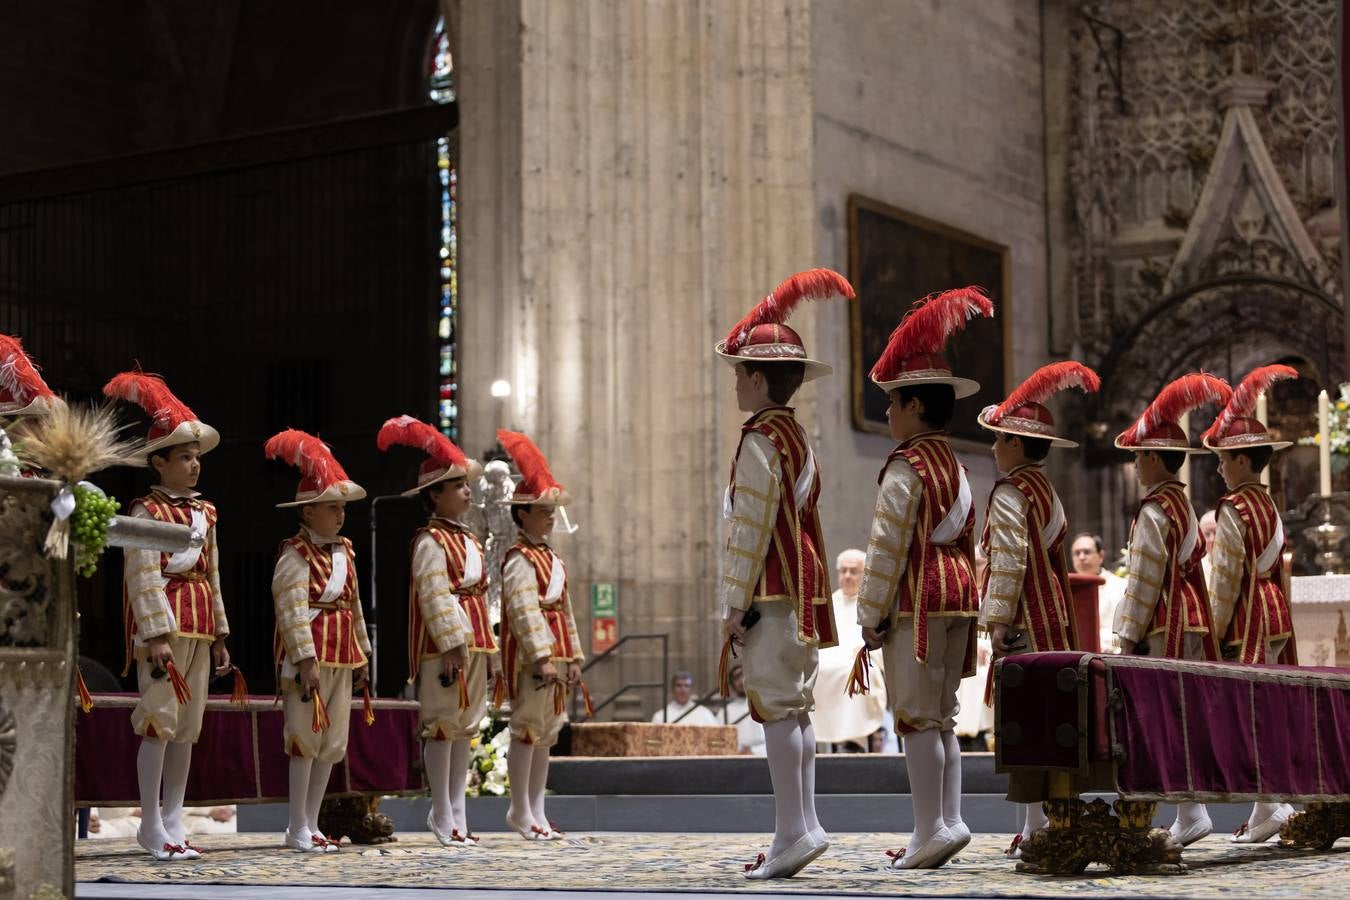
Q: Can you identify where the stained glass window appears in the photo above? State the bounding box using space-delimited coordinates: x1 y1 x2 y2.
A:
429 17 458 438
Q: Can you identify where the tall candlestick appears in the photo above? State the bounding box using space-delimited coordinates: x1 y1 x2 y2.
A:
1179 411 1191 499
1319 389 1332 496
1256 394 1270 486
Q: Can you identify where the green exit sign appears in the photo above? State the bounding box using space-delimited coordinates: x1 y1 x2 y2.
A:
590 582 617 618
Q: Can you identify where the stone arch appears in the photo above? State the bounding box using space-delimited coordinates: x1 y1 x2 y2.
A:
1091 273 1343 432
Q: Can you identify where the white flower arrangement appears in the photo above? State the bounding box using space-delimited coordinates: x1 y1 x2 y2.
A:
467 713 511 797
1299 383 1350 455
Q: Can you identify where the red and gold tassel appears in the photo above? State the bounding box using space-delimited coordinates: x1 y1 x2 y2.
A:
230 667 249 709
312 691 331 733
491 674 507 710
76 669 94 713
166 661 192 705
363 686 376 726
552 681 565 716
845 647 872 697
579 680 595 718
717 638 734 698
457 673 470 709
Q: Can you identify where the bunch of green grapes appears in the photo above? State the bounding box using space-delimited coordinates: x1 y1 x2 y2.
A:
71 484 120 577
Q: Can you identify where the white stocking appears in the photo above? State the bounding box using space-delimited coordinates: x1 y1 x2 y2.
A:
797 714 822 836
1172 802 1208 834
160 741 193 842
506 738 536 828
306 760 335 836
1023 799 1048 838
136 738 170 845
940 729 963 830
450 738 473 834
1248 801 1286 828
902 728 945 853
528 744 551 829
424 739 455 834
763 718 807 858
287 756 313 840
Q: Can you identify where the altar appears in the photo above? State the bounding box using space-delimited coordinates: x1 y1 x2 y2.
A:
1290 575 1350 668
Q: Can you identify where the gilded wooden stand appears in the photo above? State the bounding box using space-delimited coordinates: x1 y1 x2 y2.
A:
1017 796 1185 875
1280 802 1350 850
319 795 397 844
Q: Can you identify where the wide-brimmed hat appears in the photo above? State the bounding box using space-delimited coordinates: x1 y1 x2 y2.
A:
977 361 1101 449
0 334 60 417
1115 373 1232 454
714 268 854 384
264 429 366 508
497 429 570 507
104 369 220 455
869 287 994 398
1202 365 1298 452
376 414 483 496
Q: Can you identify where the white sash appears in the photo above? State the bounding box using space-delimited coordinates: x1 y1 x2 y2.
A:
1041 493 1066 547
1178 507 1199 562
163 507 207 574
794 448 817 511
544 554 566 603
461 535 483 588
1256 516 1285 574
931 469 972 546
319 545 348 605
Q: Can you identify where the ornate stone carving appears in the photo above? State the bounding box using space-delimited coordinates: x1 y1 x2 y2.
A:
0 696 13 799
0 492 56 649
1018 797 1184 876
1068 0 1342 384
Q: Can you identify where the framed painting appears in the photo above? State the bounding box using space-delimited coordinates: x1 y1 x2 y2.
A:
848 194 1010 444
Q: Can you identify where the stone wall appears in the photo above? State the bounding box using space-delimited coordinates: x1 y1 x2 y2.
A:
454 0 819 701
809 0 1051 556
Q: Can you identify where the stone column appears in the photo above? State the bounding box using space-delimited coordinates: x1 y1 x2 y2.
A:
454 0 817 700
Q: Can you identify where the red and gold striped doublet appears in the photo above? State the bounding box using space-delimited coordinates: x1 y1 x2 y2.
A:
727 406 836 646
1219 484 1294 664
273 532 367 667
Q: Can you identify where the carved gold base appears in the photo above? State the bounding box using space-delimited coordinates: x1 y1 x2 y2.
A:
318 795 397 845
1017 797 1185 875
1279 803 1350 851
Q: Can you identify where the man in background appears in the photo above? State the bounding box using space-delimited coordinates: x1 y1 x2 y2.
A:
814 549 887 751
1071 533 1125 653
652 671 717 725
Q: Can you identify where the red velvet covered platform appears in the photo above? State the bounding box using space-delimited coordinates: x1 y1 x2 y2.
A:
75 694 425 805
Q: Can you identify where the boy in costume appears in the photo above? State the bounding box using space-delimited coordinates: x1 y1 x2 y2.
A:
105 370 233 861
856 287 992 870
378 415 495 846
716 269 853 879
975 362 1098 857
1203 365 1300 844
496 429 584 841
1113 372 1231 846
265 429 371 853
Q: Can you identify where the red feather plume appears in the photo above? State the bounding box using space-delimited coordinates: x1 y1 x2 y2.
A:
724 268 855 354
102 370 197 430
263 429 349 488
870 286 995 381
1202 364 1298 442
377 414 467 469
1118 373 1232 445
0 334 55 403
990 362 1100 423
497 430 562 495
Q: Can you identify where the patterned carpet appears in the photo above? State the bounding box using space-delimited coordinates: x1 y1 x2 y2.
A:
77 832 1349 898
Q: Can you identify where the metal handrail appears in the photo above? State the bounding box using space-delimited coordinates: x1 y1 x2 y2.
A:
676 687 753 725
571 632 668 722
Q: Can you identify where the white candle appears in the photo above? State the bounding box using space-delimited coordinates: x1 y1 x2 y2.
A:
1319 390 1332 496
1256 394 1270 486
1179 411 1191 499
